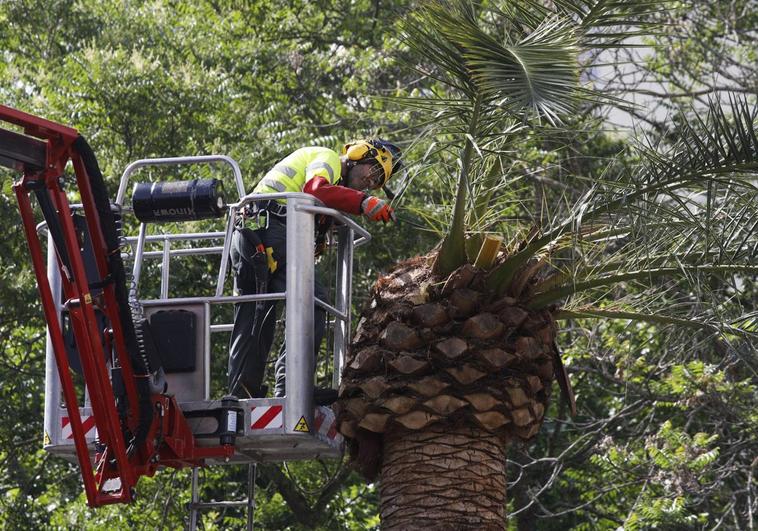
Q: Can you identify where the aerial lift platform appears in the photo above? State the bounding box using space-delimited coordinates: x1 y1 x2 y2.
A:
0 105 368 513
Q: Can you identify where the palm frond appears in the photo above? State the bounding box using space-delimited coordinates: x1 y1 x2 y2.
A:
556 306 758 341
457 14 582 124
551 0 669 46
467 95 758 350
529 265 758 309
402 0 587 125
489 97 758 292
401 0 601 274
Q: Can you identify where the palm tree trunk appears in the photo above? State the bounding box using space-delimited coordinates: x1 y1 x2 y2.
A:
380 425 507 530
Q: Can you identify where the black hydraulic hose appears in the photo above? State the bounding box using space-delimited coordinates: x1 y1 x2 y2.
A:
73 136 153 447
32 186 73 280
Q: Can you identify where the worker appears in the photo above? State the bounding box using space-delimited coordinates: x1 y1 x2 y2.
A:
228 139 402 400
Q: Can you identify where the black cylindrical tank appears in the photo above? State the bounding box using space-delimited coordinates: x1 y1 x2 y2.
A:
132 178 225 222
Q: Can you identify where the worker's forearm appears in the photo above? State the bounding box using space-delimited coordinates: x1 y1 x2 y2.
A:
303 176 364 214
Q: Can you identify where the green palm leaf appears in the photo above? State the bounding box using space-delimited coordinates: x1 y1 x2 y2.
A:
489 97 758 292
468 97 758 348
398 0 667 275
403 0 585 124
401 0 603 274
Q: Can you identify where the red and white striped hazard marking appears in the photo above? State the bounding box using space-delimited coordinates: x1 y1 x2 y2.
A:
313 409 340 441
250 405 283 430
61 415 97 440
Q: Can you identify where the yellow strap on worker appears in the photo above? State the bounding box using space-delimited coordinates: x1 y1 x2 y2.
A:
266 247 278 273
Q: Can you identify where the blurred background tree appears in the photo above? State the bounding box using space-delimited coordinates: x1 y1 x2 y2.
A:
0 0 755 529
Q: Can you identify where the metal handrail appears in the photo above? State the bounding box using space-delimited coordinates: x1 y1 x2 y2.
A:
43 153 370 457
229 193 371 246
295 204 371 247
116 155 245 205
126 187 368 433
38 189 368 325
126 231 226 242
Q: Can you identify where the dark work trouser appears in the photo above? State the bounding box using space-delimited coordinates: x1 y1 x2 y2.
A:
227 216 327 397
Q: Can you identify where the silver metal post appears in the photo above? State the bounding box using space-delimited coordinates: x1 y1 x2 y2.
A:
215 207 236 297
132 222 148 293
160 237 171 299
188 467 200 531
284 195 315 434
332 225 354 389
204 302 211 400
43 230 63 445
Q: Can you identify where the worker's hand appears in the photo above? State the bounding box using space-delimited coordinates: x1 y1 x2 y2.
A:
361 196 396 223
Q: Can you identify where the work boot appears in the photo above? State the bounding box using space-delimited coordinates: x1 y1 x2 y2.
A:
272 386 338 406
313 388 338 406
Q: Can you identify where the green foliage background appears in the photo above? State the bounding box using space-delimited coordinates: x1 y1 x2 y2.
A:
0 0 756 529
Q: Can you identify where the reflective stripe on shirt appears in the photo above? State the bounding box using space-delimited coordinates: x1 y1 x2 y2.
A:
306 161 334 182
272 164 297 178
260 178 287 192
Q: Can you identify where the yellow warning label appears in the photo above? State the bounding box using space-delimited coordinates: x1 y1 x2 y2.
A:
293 416 310 433
84 293 92 304
43 431 51 446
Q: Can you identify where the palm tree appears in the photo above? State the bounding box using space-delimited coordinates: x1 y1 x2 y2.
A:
334 1 758 528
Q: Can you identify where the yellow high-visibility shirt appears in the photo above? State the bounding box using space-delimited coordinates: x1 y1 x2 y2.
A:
253 147 342 202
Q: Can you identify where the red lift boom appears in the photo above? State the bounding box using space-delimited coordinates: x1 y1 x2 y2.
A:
0 105 236 506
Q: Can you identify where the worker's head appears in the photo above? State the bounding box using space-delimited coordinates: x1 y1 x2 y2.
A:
341 139 402 192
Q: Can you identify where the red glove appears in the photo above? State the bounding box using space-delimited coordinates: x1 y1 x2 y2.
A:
361 196 396 223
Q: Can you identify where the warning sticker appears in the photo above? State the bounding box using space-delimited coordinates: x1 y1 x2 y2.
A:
293 416 310 433
43 431 51 446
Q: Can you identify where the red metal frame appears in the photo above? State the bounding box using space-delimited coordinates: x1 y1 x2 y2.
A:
2 105 234 507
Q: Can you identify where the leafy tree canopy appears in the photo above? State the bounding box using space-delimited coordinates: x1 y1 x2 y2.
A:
0 0 755 529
